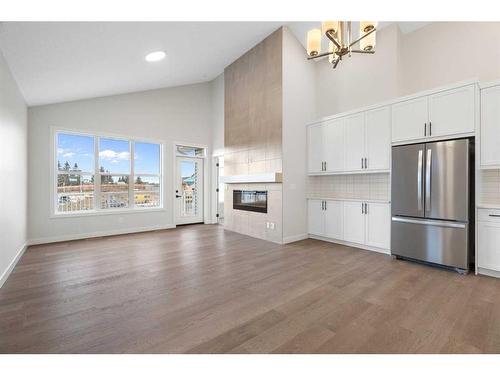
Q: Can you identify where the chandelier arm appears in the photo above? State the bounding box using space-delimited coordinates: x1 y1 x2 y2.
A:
307 51 335 60
325 30 342 50
348 27 377 48
351 50 375 54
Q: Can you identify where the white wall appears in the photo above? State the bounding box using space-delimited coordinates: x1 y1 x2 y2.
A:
282 27 316 241
315 22 500 119
0 51 28 287
399 22 500 95
28 83 213 243
315 24 400 118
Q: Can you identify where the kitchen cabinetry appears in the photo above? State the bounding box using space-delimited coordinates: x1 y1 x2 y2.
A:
307 199 343 239
308 106 390 175
478 209 500 273
480 84 500 168
308 199 390 252
307 119 344 174
392 84 475 144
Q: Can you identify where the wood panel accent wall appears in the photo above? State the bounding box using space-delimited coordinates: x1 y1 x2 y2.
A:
224 28 283 176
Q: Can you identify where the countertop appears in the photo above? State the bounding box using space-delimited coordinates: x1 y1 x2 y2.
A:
307 197 391 204
477 204 500 210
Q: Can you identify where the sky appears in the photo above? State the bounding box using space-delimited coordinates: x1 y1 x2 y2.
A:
57 133 160 175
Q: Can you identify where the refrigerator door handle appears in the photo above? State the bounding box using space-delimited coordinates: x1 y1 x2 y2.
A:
391 216 466 229
425 148 432 212
417 149 423 211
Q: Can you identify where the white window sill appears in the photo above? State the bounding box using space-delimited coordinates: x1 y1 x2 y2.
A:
50 207 166 219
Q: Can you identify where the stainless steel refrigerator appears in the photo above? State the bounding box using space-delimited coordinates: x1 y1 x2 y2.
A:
391 138 474 273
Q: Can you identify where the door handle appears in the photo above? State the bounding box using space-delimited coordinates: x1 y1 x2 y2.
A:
324 200 327 211
424 123 427 137
429 122 432 136
324 161 327 171
364 157 368 169
365 202 368 214
425 148 432 212
417 149 423 211
361 202 365 214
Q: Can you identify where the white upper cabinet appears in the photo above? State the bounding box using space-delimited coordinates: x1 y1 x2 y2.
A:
480 85 500 168
307 123 326 174
308 106 390 175
365 106 391 171
307 119 344 174
324 119 345 172
392 83 476 144
344 113 365 171
392 96 428 143
428 85 475 137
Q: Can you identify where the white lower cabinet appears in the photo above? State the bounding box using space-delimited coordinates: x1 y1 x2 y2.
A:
365 202 391 249
478 209 500 273
307 199 343 239
343 201 365 244
308 199 390 251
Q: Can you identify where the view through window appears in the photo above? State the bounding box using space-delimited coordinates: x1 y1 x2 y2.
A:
56 132 161 214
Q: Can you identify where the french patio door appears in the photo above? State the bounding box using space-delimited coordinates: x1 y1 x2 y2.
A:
175 157 204 225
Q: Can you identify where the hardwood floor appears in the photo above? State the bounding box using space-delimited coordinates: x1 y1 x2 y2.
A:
1 224 500 353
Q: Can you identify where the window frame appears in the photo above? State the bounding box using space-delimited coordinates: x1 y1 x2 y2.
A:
51 128 164 217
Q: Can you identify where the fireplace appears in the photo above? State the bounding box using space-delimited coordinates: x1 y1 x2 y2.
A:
233 190 268 213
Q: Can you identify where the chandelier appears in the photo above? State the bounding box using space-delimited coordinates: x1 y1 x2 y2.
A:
306 21 377 68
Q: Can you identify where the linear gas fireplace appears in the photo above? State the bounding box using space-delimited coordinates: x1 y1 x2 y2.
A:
233 190 268 213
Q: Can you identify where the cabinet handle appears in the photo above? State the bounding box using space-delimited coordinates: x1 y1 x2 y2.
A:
364 157 368 169
489 214 500 217
324 161 327 171
361 203 364 214
429 122 432 136
424 123 427 137
324 201 327 211
365 203 368 214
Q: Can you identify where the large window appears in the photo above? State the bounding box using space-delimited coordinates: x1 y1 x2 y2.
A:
55 131 162 214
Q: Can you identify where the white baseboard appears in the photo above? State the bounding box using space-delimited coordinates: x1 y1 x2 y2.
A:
478 267 500 279
28 224 176 246
308 234 391 255
282 233 309 244
0 241 28 289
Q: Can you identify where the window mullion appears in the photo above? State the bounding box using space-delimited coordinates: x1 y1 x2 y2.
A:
130 141 135 209
95 136 100 211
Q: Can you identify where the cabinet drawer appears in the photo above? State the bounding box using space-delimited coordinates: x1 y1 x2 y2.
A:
478 209 500 223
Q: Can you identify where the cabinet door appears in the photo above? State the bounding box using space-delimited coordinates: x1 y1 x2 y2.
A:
365 202 391 250
478 221 500 271
343 201 365 245
428 85 475 137
343 113 365 171
324 200 343 240
481 86 500 167
365 106 391 171
308 200 325 236
392 97 428 143
324 118 344 172
308 123 325 173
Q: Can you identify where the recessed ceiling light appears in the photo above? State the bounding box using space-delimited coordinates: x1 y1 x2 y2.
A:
145 51 166 62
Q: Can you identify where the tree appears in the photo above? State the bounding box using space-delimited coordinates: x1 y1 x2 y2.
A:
64 161 70 171
73 162 79 171
135 176 143 184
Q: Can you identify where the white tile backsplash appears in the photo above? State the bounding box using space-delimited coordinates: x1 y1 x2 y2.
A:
308 173 390 201
480 169 500 205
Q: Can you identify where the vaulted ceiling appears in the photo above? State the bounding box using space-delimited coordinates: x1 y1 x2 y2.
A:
0 22 430 106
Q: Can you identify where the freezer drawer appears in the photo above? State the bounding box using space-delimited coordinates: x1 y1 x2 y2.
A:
391 217 469 270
